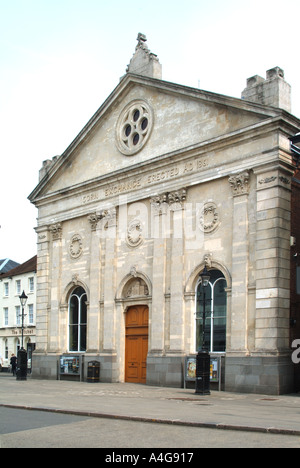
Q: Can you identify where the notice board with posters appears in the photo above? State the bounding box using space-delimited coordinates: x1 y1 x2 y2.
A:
184 355 221 390
59 355 84 381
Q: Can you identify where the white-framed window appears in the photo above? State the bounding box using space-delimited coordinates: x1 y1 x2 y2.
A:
28 304 34 325
4 308 8 326
16 306 21 326
16 279 21 295
29 277 34 293
4 282 9 297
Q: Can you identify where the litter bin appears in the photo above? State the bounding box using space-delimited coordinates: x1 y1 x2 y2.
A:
87 361 100 383
195 350 210 395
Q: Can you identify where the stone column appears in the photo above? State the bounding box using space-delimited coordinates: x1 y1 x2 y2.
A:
228 172 250 352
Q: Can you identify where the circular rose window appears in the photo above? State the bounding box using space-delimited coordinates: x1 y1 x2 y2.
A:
116 100 153 155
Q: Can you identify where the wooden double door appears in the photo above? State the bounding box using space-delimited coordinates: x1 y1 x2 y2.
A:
125 305 149 384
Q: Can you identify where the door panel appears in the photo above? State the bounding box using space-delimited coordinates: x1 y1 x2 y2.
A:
125 306 149 384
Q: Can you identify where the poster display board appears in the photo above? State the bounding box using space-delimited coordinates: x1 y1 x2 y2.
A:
184 355 222 390
59 355 83 381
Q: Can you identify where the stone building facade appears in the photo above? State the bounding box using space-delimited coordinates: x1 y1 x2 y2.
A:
29 35 300 394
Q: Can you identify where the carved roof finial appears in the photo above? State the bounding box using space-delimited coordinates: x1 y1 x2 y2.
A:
137 33 147 46
125 33 162 80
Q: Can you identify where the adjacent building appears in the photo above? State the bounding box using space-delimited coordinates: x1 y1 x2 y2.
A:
0 256 37 370
28 35 300 394
0 259 19 274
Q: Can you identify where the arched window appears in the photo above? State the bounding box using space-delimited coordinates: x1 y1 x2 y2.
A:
196 269 227 353
69 287 87 352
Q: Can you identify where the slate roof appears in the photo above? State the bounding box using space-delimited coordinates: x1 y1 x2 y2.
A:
0 256 37 279
0 259 20 274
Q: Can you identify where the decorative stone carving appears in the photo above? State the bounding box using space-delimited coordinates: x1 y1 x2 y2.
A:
124 278 149 298
198 202 220 233
229 171 250 196
71 274 79 286
279 176 291 185
168 189 187 211
150 193 169 215
49 223 62 240
259 176 277 185
130 266 138 277
150 188 187 214
204 253 213 269
126 219 143 248
126 33 162 79
69 234 83 259
88 212 103 231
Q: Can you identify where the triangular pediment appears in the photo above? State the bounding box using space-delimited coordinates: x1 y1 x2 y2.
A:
29 73 280 203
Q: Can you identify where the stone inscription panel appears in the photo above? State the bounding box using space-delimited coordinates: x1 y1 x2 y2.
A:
81 156 209 205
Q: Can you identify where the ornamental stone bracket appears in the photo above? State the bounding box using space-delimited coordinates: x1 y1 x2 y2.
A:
228 171 250 196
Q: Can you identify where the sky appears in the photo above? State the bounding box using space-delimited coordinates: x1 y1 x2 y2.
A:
1 0 300 264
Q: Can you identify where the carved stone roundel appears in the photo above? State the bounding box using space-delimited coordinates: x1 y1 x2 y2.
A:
69 234 83 259
126 219 144 248
116 100 153 156
199 202 220 233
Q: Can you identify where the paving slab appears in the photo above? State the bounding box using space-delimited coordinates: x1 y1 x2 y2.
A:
1 374 300 436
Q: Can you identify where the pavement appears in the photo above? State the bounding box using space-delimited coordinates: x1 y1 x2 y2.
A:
1 373 300 437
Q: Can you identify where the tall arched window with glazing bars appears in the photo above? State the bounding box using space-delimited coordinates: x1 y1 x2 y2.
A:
69 287 87 352
196 270 227 353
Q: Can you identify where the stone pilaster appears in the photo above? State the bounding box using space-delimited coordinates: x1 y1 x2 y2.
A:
87 213 102 352
48 223 63 353
101 209 117 354
149 195 168 353
228 172 250 352
33 226 50 354
169 189 186 353
254 167 292 352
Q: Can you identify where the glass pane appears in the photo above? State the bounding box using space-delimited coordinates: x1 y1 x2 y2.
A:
73 286 85 297
80 296 87 325
213 278 227 352
69 296 78 325
69 325 78 352
196 282 212 351
213 320 226 352
80 325 87 352
214 279 227 317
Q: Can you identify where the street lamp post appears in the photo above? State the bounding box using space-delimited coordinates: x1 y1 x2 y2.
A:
195 267 211 395
17 290 28 381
